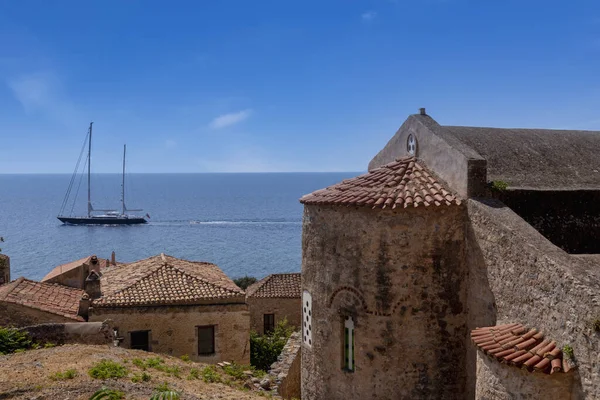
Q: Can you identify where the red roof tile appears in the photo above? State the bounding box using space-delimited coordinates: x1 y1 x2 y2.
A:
94 254 244 307
246 273 301 299
0 277 85 321
471 324 572 374
300 157 461 209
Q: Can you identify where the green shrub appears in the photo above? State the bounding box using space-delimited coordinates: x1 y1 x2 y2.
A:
145 357 164 368
562 344 574 359
132 358 146 369
88 360 128 380
489 180 509 191
151 383 180 400
187 368 200 380
89 387 125 400
0 327 34 355
131 371 151 383
49 368 78 381
233 275 257 290
250 319 294 371
179 354 190 362
222 363 246 380
201 365 221 383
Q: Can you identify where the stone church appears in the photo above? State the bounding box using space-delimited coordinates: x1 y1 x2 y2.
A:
299 109 600 399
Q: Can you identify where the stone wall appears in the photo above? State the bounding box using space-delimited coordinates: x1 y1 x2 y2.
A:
475 352 573 399
269 331 301 399
301 204 468 400
0 254 9 285
44 264 88 289
466 198 600 398
247 297 301 335
0 303 77 327
89 303 250 364
18 321 113 345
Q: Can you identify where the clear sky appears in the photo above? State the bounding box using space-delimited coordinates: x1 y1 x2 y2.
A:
0 0 599 173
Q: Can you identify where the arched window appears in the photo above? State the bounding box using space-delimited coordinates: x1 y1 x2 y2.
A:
343 316 355 371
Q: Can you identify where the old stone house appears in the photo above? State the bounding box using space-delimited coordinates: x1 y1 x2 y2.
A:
88 254 250 364
246 273 301 334
0 277 87 327
299 109 600 399
42 254 113 289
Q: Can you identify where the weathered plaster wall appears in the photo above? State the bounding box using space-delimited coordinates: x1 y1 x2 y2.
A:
475 352 573 399
0 303 77 327
44 264 88 289
18 321 113 345
0 254 9 285
89 303 250 364
247 297 301 335
466 199 600 398
494 189 600 254
368 114 487 198
301 204 468 400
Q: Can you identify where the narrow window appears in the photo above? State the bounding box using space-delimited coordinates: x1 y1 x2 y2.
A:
302 290 312 347
198 326 215 355
263 313 275 334
130 330 150 351
343 317 355 371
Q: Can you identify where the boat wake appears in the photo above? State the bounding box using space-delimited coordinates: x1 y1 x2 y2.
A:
150 219 301 226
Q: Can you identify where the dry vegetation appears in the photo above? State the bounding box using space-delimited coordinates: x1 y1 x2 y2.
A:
0 344 272 399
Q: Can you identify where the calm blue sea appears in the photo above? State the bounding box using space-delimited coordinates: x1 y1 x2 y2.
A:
0 173 357 281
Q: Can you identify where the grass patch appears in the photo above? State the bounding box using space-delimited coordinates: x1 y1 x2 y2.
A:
562 344 574 359
131 357 180 378
489 180 509 191
49 368 77 381
222 363 246 380
151 383 180 400
131 371 152 383
201 365 222 383
88 360 128 380
180 354 190 362
187 368 200 380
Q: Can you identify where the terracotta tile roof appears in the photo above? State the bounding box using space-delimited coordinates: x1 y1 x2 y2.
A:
300 157 461 209
94 254 245 308
42 255 109 282
246 273 301 299
0 277 85 321
471 323 574 374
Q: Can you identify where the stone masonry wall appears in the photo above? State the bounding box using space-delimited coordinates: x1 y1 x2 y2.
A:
0 303 76 327
90 303 250 364
269 331 301 399
467 199 600 399
18 321 113 345
247 297 301 335
302 204 468 400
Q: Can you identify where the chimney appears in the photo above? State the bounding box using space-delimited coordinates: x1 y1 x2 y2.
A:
111 251 116 266
419 107 426 116
85 270 102 300
78 293 90 320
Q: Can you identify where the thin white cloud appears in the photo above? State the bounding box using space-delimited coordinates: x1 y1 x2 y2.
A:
209 109 253 129
361 11 377 22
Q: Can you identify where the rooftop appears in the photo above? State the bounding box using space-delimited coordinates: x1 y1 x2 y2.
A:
0 277 85 321
94 254 245 307
42 255 109 282
246 273 301 299
300 157 461 209
444 125 600 190
471 323 572 374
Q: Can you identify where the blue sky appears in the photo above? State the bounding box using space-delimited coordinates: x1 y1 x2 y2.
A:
0 0 599 173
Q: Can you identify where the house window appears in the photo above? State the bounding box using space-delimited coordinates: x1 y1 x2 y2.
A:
407 133 417 155
343 317 355 371
198 326 215 355
130 330 150 351
264 314 275 334
302 291 312 347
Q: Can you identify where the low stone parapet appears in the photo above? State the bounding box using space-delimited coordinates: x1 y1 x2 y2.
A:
269 331 301 399
17 320 113 345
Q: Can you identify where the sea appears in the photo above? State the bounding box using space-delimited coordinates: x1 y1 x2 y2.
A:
0 173 357 281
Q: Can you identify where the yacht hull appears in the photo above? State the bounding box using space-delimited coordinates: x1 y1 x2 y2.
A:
58 216 147 225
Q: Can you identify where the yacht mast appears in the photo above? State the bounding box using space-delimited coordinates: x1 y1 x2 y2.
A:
87 122 93 217
121 144 126 215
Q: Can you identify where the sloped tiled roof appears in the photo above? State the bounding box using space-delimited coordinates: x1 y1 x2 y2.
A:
42 255 109 282
0 277 85 321
246 273 301 299
471 323 573 374
300 157 461 209
94 254 244 307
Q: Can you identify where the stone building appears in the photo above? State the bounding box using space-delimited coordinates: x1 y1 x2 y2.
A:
42 254 112 289
0 277 87 326
246 273 301 334
89 254 250 364
0 254 9 285
299 109 600 399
